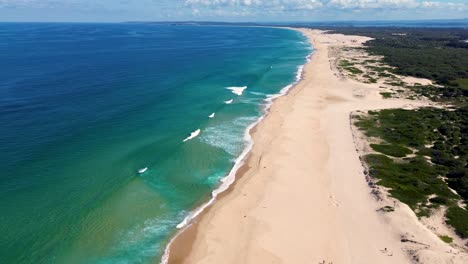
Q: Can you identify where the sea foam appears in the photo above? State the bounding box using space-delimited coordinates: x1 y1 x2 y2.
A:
226 86 247 96
200 116 257 156
224 99 233 104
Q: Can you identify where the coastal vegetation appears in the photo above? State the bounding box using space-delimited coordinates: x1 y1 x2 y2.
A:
329 26 468 242
331 27 468 104
339 60 364 75
355 107 468 238
330 28 468 85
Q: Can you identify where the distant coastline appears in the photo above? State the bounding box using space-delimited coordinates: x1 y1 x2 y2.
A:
125 18 468 29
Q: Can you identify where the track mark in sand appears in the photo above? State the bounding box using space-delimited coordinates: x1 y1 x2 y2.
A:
329 195 340 207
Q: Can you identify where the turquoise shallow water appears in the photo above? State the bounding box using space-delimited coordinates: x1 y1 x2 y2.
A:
0 23 311 263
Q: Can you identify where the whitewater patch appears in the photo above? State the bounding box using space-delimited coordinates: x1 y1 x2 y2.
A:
199 116 257 156
114 214 184 264
224 99 233 104
209 113 215 118
250 91 266 96
183 129 201 142
226 86 247 96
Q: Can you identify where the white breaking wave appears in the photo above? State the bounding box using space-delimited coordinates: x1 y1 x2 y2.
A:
183 129 201 142
224 99 233 104
209 113 215 118
296 65 304 81
226 86 247 96
138 167 148 174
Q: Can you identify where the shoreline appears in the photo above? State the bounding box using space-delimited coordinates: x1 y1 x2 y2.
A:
161 28 313 263
163 28 465 264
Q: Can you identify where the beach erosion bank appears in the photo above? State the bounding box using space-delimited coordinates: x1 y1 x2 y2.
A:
164 28 465 264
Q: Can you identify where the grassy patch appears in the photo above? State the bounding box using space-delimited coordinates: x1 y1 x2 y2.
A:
446 206 468 238
339 60 354 67
385 81 405 87
343 66 363 75
370 144 412 157
378 72 394 78
439 235 453 243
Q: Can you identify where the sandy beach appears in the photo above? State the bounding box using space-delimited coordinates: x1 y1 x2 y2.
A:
165 28 467 264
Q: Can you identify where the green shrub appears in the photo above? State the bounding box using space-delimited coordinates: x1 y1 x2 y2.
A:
380 92 392 98
439 235 453 243
429 196 448 205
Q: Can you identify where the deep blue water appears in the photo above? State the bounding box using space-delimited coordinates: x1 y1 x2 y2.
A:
0 23 311 263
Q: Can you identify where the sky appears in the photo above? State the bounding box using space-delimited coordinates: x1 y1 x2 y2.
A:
0 0 467 22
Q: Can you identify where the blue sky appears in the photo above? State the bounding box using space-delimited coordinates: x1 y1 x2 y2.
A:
0 0 467 22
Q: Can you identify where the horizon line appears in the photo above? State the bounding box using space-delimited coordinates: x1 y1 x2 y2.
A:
0 18 467 24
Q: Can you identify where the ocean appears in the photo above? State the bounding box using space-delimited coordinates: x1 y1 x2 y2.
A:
0 23 311 263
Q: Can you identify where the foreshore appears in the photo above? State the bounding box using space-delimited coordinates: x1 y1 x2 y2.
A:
164 28 465 264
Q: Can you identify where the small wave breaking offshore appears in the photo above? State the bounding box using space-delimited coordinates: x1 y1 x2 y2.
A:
182 129 201 142
226 86 247 96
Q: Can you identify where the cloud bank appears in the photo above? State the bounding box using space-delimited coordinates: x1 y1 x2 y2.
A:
185 0 466 10
0 0 466 21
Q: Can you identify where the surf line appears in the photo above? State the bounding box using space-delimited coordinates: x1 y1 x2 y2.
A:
225 99 233 104
209 113 215 118
183 129 201 142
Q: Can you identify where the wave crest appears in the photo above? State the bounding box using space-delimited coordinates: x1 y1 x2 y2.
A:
226 86 247 96
183 129 201 142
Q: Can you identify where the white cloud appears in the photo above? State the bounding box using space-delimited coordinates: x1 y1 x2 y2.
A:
185 0 467 11
1 0 466 19
329 0 425 9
